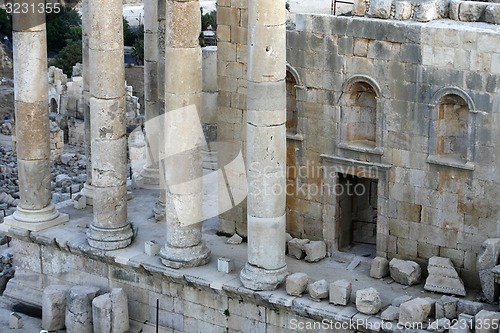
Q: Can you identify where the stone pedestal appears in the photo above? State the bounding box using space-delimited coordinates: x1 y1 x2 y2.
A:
86 0 132 250
239 0 288 290
66 286 99 333
3 0 69 232
158 0 210 268
42 285 71 331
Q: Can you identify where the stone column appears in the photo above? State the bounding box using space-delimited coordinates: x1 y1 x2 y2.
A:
135 0 160 189
239 0 288 290
80 0 94 205
153 0 166 220
86 0 133 250
3 0 69 231
158 0 210 268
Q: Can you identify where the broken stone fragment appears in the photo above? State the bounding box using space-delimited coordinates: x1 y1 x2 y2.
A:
435 295 458 320
286 272 309 296
304 241 326 262
399 298 432 326
65 285 99 333
356 287 381 315
329 279 352 306
475 310 500 333
308 280 329 301
424 256 466 296
370 256 389 278
42 284 71 331
381 305 400 321
226 234 243 245
287 238 309 260
389 258 421 286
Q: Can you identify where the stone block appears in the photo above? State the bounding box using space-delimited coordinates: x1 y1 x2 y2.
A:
9 312 23 329
399 298 432 325
389 258 421 286
435 295 458 319
395 1 412 20
304 241 326 262
217 257 234 273
308 280 328 301
414 0 438 22
475 310 500 333
145 241 161 256
227 234 243 244
287 238 309 260
459 1 488 22
485 4 500 24
329 279 352 306
42 284 71 331
92 288 129 333
367 0 393 18
353 0 368 16
66 286 99 333
381 305 400 321
424 256 466 296
457 299 484 316
392 295 413 307
73 194 87 210
286 272 309 296
356 288 382 315
477 238 500 302
370 257 389 278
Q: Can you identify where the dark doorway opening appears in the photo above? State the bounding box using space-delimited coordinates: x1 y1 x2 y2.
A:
338 174 378 257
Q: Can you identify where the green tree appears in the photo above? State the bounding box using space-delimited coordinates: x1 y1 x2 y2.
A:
131 24 144 65
0 8 11 38
51 40 82 76
46 7 81 52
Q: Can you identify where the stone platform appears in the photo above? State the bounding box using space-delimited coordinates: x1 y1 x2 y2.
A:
0 188 485 332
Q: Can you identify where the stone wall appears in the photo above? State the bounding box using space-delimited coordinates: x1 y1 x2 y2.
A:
218 12 500 288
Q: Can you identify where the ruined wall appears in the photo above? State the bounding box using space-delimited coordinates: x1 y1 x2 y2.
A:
284 15 500 287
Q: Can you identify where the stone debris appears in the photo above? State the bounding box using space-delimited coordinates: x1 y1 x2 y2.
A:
226 234 243 245
304 241 326 262
287 238 309 260
346 257 361 271
9 312 23 329
381 305 399 321
424 256 466 296
42 284 71 331
144 240 161 256
399 298 432 325
475 310 500 333
65 285 99 333
286 272 309 296
477 238 500 303
308 280 329 301
448 313 474 333
92 288 129 333
73 194 87 209
456 299 484 316
389 258 421 286
355 287 381 315
285 233 293 243
435 295 458 320
329 279 352 306
217 257 234 274
392 295 413 307
370 256 389 278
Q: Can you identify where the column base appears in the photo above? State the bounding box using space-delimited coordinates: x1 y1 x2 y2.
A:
87 224 133 250
240 262 288 291
80 183 94 206
1 203 69 232
159 242 210 269
133 166 160 189
153 201 165 221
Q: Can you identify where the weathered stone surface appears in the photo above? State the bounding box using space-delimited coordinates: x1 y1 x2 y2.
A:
42 284 71 331
413 0 438 21
475 310 500 333
399 298 431 325
457 299 484 316
9 312 23 329
381 305 400 321
395 1 412 19
389 258 421 286
449 313 474 333
304 241 326 262
370 257 389 278
356 288 381 315
65 285 99 333
353 0 368 16
477 238 500 303
227 234 243 244
308 280 329 301
329 279 352 306
424 256 466 296
286 272 309 296
392 295 413 306
435 295 458 320
367 0 393 18
92 288 129 333
485 4 500 24
459 1 488 21
287 238 309 260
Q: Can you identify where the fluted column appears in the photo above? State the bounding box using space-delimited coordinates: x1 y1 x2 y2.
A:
158 0 210 268
135 0 160 189
3 0 69 231
80 0 94 205
86 0 133 250
240 0 288 290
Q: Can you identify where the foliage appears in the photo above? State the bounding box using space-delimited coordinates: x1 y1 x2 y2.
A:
50 40 82 76
201 9 217 31
46 7 81 52
131 25 144 65
0 9 11 38
123 17 140 46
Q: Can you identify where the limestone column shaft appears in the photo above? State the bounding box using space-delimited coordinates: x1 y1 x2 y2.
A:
154 0 166 220
80 0 94 205
3 0 69 231
159 0 210 268
87 0 132 250
136 0 160 188
240 0 288 290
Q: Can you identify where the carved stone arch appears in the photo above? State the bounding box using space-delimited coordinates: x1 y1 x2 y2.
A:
431 86 476 113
